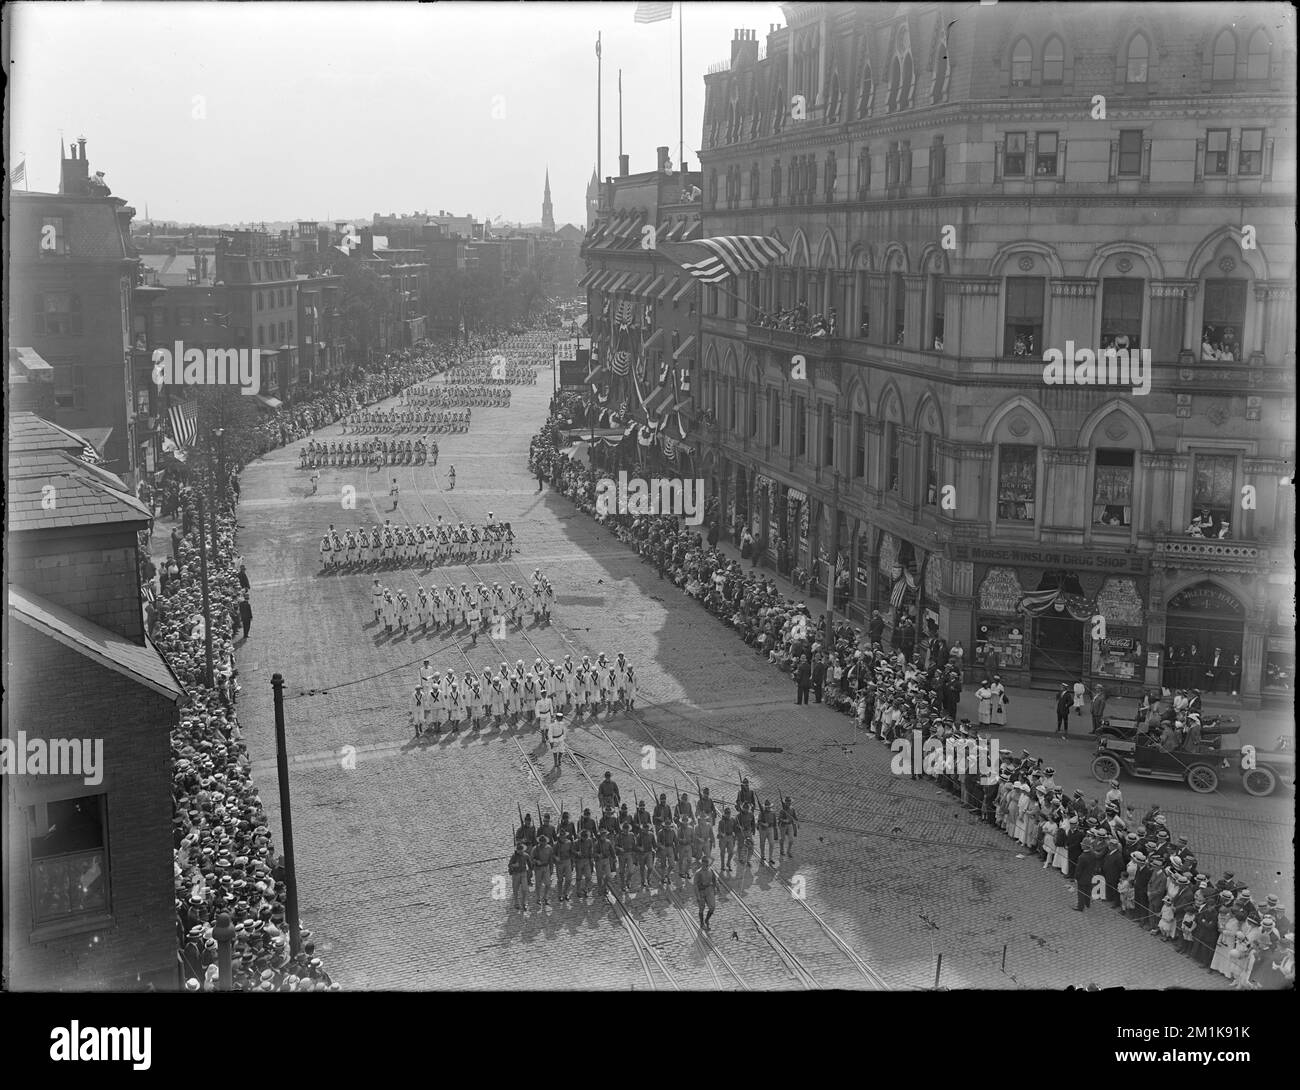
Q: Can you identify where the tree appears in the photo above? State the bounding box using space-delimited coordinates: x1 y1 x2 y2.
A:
338 259 389 364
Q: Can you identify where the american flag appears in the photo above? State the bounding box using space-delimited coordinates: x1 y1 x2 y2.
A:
80 442 104 466
680 235 788 284
12 159 26 187
634 1 673 23
168 401 198 449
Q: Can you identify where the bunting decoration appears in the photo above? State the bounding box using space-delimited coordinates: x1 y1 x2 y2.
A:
610 350 631 376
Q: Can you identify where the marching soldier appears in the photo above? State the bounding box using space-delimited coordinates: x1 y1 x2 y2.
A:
636 821 657 892
674 792 694 822
693 814 714 869
557 810 577 841
598 806 620 836
578 807 598 839
598 771 621 811
736 777 758 811
656 817 678 887
694 859 718 932
779 797 799 858
736 804 756 871
697 787 717 826
532 835 554 907
757 801 778 867
633 798 653 830
652 793 673 829
717 807 737 874
574 829 595 900
617 822 638 892
514 812 537 849
676 812 695 880
508 841 531 911
594 829 617 897
553 830 574 903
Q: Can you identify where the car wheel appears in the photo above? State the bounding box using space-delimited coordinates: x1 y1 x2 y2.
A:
1241 766 1278 797
1091 754 1121 782
1186 764 1219 793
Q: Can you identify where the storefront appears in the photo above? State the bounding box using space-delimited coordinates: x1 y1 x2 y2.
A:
786 488 808 569
1162 581 1245 692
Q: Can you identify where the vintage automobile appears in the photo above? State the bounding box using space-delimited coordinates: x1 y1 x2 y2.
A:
1090 734 1292 797
1095 714 1238 746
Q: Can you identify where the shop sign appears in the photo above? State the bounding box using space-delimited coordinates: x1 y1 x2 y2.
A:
1167 586 1244 616
954 544 1147 574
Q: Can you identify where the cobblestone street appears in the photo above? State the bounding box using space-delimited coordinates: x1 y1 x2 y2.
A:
233 358 1242 989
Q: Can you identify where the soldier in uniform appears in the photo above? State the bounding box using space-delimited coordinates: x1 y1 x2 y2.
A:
637 821 657 892
594 829 617 897
633 799 652 830
598 771 621 811
574 829 595 900
736 804 756 870
532 835 554 907
652 793 673 829
717 806 737 874
557 810 577 841
514 813 537 850
617 822 638 892
578 807 598 839
697 788 717 827
553 830 574 903
674 792 694 822
508 841 531 911
676 812 695 880
736 778 758 811
778 797 799 858
694 859 718 931
656 817 678 887
598 806 620 837
537 811 557 846
693 814 714 869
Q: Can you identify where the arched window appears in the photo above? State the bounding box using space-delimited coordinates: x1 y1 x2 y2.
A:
1212 30 1236 81
857 146 871 200
1126 35 1149 83
709 170 718 207
750 162 760 205
826 73 841 123
749 90 761 138
771 158 782 202
899 54 914 109
1011 39 1032 85
887 56 901 111
256 291 263 311
1043 37 1064 84
857 61 874 118
772 84 785 133
1246 29 1271 80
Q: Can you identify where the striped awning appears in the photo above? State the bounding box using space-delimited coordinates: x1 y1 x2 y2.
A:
607 272 634 293
787 488 807 505
673 334 696 361
669 220 690 242
672 279 695 304
656 277 679 303
593 270 618 291
577 268 599 289
627 274 655 298
642 328 665 351
617 211 644 240
642 275 667 300
645 384 676 414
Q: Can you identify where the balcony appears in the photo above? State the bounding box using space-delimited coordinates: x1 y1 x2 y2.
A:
1154 535 1281 575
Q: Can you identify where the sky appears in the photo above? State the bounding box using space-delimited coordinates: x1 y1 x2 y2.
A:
7 0 785 227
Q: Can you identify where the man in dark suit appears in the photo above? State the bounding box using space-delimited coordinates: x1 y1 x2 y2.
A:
1055 683 1072 733
810 654 827 703
794 657 812 705
1073 843 1104 910
238 593 253 639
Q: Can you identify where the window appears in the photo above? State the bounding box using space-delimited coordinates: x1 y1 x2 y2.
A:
1201 279 1246 360
709 171 718 207
278 321 286 344
53 363 86 410
924 433 938 505
1246 29 1270 80
1212 30 1235 81
1192 453 1235 528
886 144 900 187
1004 132 1027 176
886 423 901 492
1118 129 1143 175
257 326 264 347
997 445 1037 521
1011 39 1032 85
857 62 873 118
288 320 295 341
1101 278 1144 349
899 55 914 109
1205 129 1230 175
852 412 866 477
857 147 871 199
1003 276 1044 356
1239 128 1264 175
826 75 841 123
794 395 807 458
1043 37 1064 84
748 385 758 436
729 383 739 431
824 151 837 202
1126 35 1150 83
933 48 949 102
1035 132 1059 176
770 394 782 447
771 159 782 202
930 137 946 184
929 275 946 349
29 795 109 925
821 404 834 466
1093 449 1135 526
900 141 912 184
887 57 901 112
34 292 82 336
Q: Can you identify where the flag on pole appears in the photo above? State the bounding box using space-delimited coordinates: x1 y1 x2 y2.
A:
595 34 602 56
168 401 198 449
634 1 673 22
678 235 789 283
11 159 26 187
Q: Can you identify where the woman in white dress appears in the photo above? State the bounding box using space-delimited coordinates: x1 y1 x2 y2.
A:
1053 815 1073 874
1210 908 1243 977
975 681 994 726
1005 781 1024 841
1012 785 1031 845
991 676 1008 726
1040 812 1058 868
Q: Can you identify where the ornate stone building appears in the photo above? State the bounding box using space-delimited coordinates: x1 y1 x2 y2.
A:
694 3 1295 703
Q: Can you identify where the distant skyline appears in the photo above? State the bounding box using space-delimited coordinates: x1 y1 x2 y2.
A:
8 1 784 225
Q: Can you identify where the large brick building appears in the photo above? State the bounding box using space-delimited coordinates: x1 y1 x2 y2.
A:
7 139 143 484
694 3 1295 703
5 414 183 990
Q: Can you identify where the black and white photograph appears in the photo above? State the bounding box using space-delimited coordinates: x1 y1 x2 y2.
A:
2 0 1296 1037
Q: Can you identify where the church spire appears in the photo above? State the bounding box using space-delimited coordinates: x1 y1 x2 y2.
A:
541 167 555 234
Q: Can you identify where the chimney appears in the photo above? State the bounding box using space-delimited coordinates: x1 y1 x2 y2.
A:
59 136 92 196
619 153 630 177
78 136 87 160
656 146 670 173
732 28 759 67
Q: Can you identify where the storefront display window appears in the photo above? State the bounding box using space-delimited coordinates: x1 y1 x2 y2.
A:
1091 628 1145 681
975 618 1025 669
1264 647 1293 691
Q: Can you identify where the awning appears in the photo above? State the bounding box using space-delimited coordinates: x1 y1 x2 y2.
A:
672 279 695 304
787 488 807 505
628 274 656 298
645 385 675 414
591 271 615 291
643 275 667 300
671 395 694 415
642 328 665 351
577 268 599 289
616 211 643 240
673 333 696 361
607 272 634 293
679 220 702 241
656 277 679 303
252 394 283 411
669 220 690 242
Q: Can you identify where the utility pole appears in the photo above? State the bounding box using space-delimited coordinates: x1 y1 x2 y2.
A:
271 673 303 956
195 492 215 688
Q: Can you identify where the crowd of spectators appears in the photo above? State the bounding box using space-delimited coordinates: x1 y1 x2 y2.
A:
749 301 837 338
529 415 1294 990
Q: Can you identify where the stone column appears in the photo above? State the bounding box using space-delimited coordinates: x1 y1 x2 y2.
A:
1048 278 1099 349
951 278 1001 357
902 274 926 350
943 557 976 653
864 417 884 494
866 274 889 343
944 440 992 524
1147 280 1193 360
1241 603 1266 707
1144 566 1167 690
897 425 921 509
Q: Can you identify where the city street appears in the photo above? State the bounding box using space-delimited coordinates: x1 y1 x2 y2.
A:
229 349 1267 989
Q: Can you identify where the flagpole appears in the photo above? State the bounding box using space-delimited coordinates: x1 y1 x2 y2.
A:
678 2 684 186
618 69 623 160
596 32 603 189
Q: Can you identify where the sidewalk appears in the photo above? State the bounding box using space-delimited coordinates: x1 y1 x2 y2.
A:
660 525 1291 749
